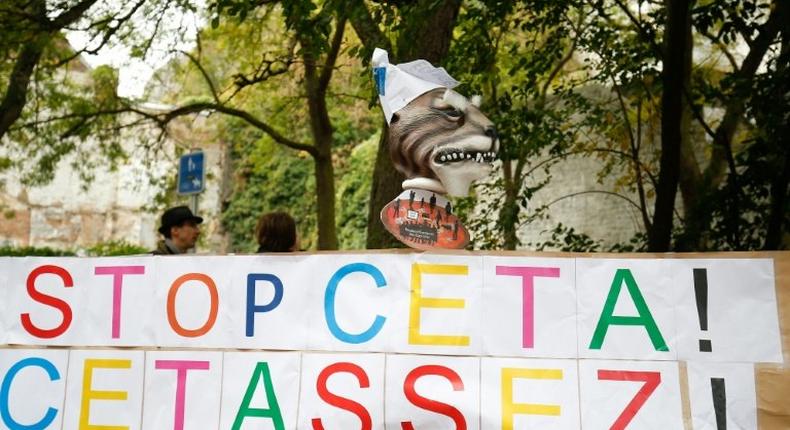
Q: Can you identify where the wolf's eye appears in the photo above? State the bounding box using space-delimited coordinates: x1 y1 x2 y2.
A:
440 107 463 118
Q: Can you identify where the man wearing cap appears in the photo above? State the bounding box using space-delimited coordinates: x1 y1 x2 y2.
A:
152 206 203 255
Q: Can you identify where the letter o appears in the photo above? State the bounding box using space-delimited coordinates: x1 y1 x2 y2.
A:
167 273 219 337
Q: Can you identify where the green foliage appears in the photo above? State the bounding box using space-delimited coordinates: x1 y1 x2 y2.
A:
447 0 787 251
532 223 604 252
85 240 149 256
336 132 378 249
1 0 785 253
704 60 790 250
222 121 317 252
0 246 76 257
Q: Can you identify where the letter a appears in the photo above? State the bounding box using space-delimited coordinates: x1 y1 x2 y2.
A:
588 269 668 351
233 362 285 430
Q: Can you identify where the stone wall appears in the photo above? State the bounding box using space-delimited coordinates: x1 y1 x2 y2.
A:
515 154 647 249
0 125 226 253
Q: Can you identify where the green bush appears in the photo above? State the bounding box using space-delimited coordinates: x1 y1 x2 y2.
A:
0 246 76 256
85 240 148 256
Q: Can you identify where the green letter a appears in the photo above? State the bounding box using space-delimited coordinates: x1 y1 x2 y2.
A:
588 269 668 351
233 362 285 430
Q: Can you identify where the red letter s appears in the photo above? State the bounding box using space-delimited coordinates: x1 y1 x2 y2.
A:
401 365 466 430
312 362 373 430
20 265 74 338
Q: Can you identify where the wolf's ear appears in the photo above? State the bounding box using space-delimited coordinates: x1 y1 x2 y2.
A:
470 95 482 108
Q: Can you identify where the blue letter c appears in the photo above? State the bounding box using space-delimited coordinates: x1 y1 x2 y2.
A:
325 263 387 344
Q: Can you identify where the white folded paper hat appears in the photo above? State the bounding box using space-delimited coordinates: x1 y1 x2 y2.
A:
372 47 460 124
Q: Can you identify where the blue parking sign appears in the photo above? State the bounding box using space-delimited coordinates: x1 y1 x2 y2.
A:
177 151 205 195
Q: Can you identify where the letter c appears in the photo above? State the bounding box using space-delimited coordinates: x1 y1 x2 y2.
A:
324 263 387 344
0 357 61 430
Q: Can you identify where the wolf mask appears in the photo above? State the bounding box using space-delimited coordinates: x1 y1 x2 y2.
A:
373 48 498 196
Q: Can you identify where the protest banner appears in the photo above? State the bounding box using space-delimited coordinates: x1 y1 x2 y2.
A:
0 251 787 429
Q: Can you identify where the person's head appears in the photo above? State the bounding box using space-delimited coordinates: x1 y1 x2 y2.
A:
158 206 202 251
256 212 298 252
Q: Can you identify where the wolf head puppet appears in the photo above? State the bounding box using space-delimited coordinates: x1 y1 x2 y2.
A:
372 48 498 196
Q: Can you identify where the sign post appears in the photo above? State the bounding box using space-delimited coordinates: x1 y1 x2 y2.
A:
177 150 205 252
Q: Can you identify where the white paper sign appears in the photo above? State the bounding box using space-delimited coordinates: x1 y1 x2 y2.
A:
141 350 223 430
225 255 313 351
305 254 411 353
5 258 93 346
578 359 683 430
219 352 301 430
687 361 757 430
62 349 145 430
393 254 484 356
480 358 580 429
152 257 236 348
672 259 782 362
482 257 577 357
0 349 69 430
297 353 385 430
0 255 783 363
576 259 677 360
385 354 480 430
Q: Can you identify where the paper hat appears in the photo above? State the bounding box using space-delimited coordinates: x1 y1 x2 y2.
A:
372 48 460 124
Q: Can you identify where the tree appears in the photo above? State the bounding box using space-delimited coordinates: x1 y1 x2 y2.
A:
0 0 99 139
0 0 174 141
674 0 789 250
451 0 788 252
8 1 355 249
343 0 463 248
1 0 200 187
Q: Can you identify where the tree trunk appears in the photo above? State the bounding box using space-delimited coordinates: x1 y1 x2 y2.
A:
0 38 45 140
500 149 519 250
0 0 99 140
763 30 790 250
676 15 700 218
648 0 692 252
314 152 338 250
300 25 341 250
0 0 48 140
364 0 462 248
365 128 406 248
677 0 788 249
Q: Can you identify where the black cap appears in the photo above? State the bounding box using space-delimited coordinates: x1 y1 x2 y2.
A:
158 206 203 235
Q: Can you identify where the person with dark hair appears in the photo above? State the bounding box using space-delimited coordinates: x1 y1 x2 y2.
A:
152 206 203 255
256 212 298 253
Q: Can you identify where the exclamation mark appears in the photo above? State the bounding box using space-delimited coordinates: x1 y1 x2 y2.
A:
693 268 712 352
711 377 726 430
